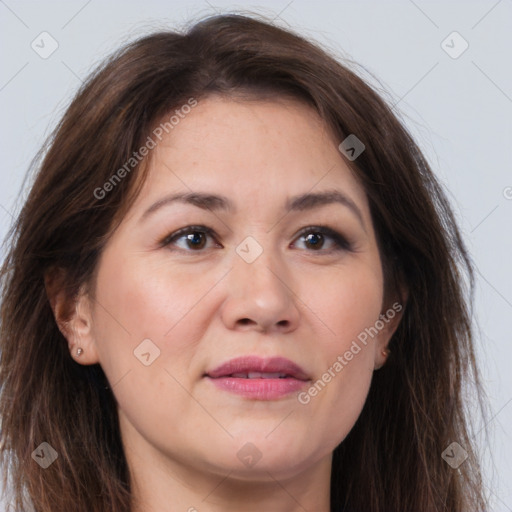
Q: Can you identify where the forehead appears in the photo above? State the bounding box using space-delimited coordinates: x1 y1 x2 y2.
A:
128 95 369 216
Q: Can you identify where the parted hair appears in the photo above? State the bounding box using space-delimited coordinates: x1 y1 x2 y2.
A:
0 13 488 511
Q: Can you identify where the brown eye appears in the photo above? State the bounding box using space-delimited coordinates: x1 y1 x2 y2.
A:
303 232 324 250
161 226 218 251
182 231 207 250
294 226 352 253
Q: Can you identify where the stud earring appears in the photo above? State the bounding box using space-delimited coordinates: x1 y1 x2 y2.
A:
76 347 84 357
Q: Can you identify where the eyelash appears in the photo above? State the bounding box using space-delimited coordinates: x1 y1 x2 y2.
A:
159 225 353 254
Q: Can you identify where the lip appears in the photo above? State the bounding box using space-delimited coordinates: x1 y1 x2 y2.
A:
204 356 310 400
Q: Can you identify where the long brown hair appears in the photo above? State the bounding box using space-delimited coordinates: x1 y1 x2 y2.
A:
0 13 488 511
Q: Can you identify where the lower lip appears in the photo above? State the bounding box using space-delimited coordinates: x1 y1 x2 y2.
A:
206 376 308 400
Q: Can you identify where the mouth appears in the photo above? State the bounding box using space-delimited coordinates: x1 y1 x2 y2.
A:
224 372 292 379
204 356 310 400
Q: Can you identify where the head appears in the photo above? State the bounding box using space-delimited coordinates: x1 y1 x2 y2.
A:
0 13 486 512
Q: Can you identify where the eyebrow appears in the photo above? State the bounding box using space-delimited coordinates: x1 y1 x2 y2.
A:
140 189 366 229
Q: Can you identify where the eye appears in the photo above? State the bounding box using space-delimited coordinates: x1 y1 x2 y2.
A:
293 225 353 253
160 225 352 253
160 225 219 251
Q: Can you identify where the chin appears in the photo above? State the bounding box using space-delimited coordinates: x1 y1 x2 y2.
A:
224 434 321 479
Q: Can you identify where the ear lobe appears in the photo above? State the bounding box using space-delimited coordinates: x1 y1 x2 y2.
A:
44 267 99 364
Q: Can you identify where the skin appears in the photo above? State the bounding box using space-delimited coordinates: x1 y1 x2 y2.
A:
51 96 403 512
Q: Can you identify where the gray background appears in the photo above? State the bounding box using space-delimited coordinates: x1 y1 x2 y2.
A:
1 1 511 510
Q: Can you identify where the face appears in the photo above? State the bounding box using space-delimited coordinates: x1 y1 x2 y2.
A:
75 96 398 482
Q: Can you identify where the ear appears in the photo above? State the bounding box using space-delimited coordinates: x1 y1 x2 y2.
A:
44 267 100 365
374 287 408 370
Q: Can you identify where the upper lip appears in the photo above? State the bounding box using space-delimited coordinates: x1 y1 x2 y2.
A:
205 356 310 381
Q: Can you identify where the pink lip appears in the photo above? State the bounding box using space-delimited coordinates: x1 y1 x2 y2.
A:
204 356 310 400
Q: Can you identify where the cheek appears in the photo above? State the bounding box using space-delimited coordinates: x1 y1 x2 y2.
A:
93 250 204 342
297 262 382 444
90 248 231 412
90 252 207 438
306 259 384 343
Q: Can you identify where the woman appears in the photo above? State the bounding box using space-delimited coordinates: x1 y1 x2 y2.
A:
0 13 488 512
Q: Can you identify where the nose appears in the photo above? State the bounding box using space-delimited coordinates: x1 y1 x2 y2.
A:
220 245 301 334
